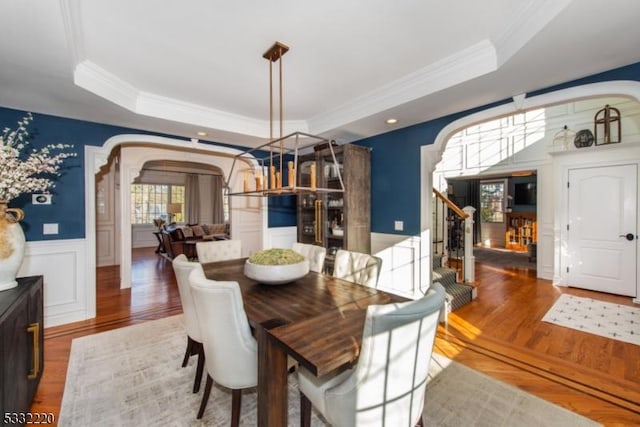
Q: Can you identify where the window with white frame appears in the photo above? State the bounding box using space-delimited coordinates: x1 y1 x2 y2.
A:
130 184 185 224
479 180 505 223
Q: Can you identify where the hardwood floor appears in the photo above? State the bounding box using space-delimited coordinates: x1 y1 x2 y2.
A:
30 248 640 426
437 263 640 426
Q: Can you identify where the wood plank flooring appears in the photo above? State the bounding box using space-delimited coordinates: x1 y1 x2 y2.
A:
30 248 640 426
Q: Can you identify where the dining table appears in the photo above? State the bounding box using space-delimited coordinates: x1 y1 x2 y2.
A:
202 258 408 427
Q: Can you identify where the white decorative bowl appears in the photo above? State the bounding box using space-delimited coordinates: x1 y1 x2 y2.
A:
244 259 310 285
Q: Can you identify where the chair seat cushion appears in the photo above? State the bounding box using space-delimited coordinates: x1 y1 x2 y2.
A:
298 366 353 421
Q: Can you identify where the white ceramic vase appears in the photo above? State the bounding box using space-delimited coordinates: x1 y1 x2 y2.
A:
0 202 26 291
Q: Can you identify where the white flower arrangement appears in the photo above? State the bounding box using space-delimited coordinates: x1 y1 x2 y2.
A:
0 113 76 202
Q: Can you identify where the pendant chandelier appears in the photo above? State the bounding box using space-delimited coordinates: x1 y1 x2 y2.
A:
227 41 344 197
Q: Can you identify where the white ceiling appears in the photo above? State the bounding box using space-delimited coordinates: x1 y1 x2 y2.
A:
1 0 639 148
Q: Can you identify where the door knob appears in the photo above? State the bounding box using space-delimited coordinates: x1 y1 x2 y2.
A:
619 233 635 241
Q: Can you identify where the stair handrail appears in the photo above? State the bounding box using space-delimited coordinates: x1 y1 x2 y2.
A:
432 188 476 284
432 188 469 219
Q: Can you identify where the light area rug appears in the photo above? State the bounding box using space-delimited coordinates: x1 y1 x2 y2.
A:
542 294 640 346
59 315 600 427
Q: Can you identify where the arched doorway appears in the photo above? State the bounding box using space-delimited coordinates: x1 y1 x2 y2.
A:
84 135 266 317
421 80 640 291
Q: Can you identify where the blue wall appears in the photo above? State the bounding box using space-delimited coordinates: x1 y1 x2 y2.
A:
354 61 640 235
0 109 143 241
0 108 294 240
2 61 639 241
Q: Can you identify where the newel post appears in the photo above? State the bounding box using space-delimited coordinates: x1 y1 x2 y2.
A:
463 206 476 283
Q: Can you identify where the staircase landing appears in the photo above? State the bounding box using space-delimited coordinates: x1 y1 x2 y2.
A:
432 255 475 311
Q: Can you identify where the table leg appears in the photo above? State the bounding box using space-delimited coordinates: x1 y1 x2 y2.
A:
153 231 164 254
256 324 288 427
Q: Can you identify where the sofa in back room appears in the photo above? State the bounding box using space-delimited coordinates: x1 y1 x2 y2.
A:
160 223 229 259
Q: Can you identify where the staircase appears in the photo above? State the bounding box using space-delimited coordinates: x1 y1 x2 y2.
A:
432 254 475 311
432 187 476 312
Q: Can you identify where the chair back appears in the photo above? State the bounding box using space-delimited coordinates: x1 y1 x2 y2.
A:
333 249 382 287
196 239 242 264
324 282 445 426
292 242 327 273
171 254 204 342
188 268 257 389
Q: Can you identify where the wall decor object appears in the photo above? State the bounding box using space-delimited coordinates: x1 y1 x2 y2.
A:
552 125 576 151
574 129 594 148
594 104 621 145
0 202 25 291
0 113 75 290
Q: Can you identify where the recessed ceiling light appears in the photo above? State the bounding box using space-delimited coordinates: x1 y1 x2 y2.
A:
196 131 207 137
385 118 398 125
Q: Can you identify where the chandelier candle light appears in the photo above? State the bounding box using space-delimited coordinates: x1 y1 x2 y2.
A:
227 42 344 196
0 113 76 290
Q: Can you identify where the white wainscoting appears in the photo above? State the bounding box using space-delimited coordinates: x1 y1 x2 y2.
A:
96 224 116 266
17 230 420 328
17 239 88 328
132 224 158 249
267 226 297 249
371 232 423 299
230 196 264 257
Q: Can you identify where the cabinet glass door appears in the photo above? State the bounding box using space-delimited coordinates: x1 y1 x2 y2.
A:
298 160 320 244
319 151 344 256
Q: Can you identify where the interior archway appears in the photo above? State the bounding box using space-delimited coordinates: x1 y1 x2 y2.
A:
84 135 266 318
421 80 640 286
97 156 228 270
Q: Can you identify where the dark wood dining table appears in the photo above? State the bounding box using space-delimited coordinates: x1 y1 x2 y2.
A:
202 258 407 427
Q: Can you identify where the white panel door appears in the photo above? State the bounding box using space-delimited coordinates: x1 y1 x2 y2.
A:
567 164 637 296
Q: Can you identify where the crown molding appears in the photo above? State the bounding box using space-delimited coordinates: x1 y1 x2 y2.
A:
136 92 267 138
310 0 573 135
493 0 572 67
64 0 568 141
73 60 309 139
59 0 84 66
308 39 498 134
74 61 139 111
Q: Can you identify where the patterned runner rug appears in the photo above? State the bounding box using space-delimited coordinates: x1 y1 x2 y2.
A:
473 247 535 270
542 294 640 346
59 315 600 426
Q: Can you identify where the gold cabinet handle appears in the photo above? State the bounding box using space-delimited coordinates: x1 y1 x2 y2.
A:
27 322 40 380
314 199 323 244
314 200 319 243
318 199 323 243
318 200 321 242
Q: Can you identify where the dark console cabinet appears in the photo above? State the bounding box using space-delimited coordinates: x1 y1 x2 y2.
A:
0 276 44 420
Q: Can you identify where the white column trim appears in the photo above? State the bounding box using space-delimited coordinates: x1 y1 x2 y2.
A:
85 135 267 305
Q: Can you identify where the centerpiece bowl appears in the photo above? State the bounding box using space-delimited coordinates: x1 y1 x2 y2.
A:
244 248 309 285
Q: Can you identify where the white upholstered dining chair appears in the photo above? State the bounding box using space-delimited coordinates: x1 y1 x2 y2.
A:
171 254 206 393
195 239 242 263
332 249 382 288
292 242 327 273
298 282 446 427
188 267 257 425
